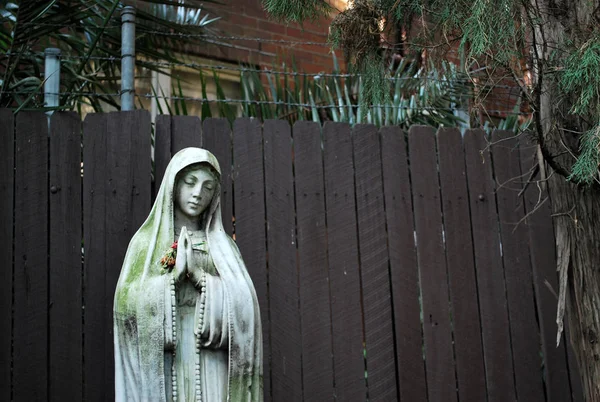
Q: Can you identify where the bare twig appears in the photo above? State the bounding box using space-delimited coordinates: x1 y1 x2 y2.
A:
517 162 540 198
513 194 548 232
551 205 576 218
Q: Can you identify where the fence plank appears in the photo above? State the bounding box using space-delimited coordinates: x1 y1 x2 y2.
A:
491 130 545 402
171 115 202 152
380 126 427 402
104 111 151 399
293 121 334 401
83 113 108 402
129 112 152 235
352 124 397 401
13 111 48 401
0 109 14 401
409 126 458 402
203 118 233 236
104 112 128 401
49 112 83 402
322 122 367 402
83 111 151 401
264 119 303 402
464 129 516 402
518 136 573 402
437 128 486 402
155 115 172 193
232 118 271 402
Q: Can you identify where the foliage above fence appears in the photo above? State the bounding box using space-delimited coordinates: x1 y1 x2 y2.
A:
233 56 470 128
0 110 582 402
0 1 529 130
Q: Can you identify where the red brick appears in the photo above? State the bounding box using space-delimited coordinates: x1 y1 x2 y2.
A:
241 27 272 40
312 51 335 65
269 32 287 41
277 26 328 44
259 43 281 56
301 16 334 34
221 22 245 37
300 30 329 43
258 19 287 35
298 62 331 74
228 13 259 30
285 26 305 39
292 42 329 56
241 1 271 18
284 49 312 62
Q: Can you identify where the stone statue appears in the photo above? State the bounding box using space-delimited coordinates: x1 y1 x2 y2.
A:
113 148 263 402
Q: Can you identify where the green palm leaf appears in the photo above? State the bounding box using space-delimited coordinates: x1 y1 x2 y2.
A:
0 0 220 111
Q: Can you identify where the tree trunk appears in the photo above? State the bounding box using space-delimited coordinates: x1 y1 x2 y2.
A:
548 177 600 400
536 1 600 399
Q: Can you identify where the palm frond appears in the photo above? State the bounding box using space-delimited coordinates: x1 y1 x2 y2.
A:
229 54 472 128
0 0 220 110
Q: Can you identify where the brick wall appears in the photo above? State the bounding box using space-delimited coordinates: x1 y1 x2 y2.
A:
196 0 346 74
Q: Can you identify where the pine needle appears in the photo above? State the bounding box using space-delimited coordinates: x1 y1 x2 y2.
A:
568 124 600 185
261 0 332 24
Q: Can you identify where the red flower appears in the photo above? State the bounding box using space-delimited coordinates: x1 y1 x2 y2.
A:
159 242 178 273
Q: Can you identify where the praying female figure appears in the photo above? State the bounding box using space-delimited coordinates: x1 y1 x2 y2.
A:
113 147 262 402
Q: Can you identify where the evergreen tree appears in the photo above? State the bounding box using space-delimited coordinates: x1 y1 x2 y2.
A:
263 0 600 399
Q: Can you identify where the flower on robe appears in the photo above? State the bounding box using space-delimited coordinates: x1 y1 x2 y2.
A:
160 241 178 273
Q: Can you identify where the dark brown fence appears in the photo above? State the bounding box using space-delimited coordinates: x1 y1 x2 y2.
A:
0 110 583 401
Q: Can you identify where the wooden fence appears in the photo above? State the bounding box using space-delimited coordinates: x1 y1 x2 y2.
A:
0 109 584 401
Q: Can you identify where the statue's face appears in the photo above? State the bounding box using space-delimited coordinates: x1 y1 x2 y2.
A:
175 166 217 219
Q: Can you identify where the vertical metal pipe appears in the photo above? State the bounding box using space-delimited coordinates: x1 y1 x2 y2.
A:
121 6 136 111
44 48 61 115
